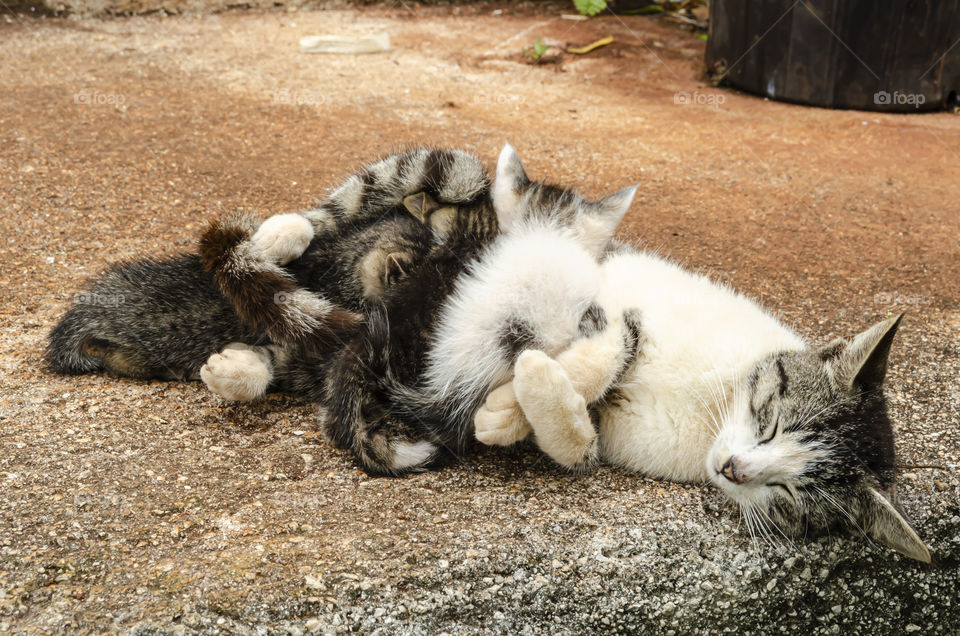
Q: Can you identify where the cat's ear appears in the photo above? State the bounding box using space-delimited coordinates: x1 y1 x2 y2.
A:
858 485 931 563
577 185 637 256
492 143 530 230
403 192 441 222
404 192 457 238
827 314 903 392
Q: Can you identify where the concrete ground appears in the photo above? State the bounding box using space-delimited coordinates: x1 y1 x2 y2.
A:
1 4 958 634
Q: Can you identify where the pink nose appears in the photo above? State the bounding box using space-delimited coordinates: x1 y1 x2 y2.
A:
720 457 747 484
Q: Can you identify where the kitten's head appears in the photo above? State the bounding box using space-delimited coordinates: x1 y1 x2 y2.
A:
491 143 637 255
707 314 931 562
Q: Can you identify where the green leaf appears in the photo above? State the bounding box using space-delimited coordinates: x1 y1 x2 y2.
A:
526 39 550 60
634 5 663 14
697 33 708 41
573 0 607 17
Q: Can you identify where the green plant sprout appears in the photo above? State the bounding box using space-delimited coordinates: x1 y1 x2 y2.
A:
526 39 551 61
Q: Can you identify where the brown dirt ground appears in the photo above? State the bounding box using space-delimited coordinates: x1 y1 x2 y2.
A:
1 4 958 634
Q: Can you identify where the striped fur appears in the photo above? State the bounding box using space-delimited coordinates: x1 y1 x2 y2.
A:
199 148 491 354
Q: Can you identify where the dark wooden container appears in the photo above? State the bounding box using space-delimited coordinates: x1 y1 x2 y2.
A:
706 0 960 112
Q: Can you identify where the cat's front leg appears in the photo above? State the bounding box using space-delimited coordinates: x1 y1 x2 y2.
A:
201 342 279 401
474 382 532 446
555 308 641 403
513 350 598 470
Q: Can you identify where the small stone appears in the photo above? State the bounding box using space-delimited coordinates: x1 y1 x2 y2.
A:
905 625 921 633
438 560 449 569
902 473 917 480
934 480 949 491
766 578 777 591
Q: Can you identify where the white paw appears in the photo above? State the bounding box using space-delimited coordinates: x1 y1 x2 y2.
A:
248 213 314 265
200 344 272 401
474 382 531 446
514 349 595 467
390 440 437 471
515 350 565 393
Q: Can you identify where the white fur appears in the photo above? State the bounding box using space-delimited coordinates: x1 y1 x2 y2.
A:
424 221 601 420
495 248 806 480
491 143 525 231
248 213 314 265
391 440 437 471
371 154 401 184
397 149 430 195
329 174 365 216
300 207 335 233
437 149 489 202
597 251 805 482
201 343 274 402
575 186 637 257
514 350 597 467
474 382 531 446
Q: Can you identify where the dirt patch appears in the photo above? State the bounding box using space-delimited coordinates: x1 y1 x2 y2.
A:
1 5 958 633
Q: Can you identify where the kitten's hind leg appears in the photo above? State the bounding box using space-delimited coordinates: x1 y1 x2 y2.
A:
201 342 277 401
247 213 315 265
474 382 532 446
513 350 599 470
323 343 440 475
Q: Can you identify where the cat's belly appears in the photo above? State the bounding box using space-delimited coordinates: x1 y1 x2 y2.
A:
597 379 716 483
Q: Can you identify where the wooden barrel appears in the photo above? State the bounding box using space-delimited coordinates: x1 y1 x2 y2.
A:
706 0 960 112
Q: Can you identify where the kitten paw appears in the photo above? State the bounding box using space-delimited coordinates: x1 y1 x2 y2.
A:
201 343 272 401
516 350 587 417
515 349 596 469
515 349 565 390
474 382 531 446
248 213 314 265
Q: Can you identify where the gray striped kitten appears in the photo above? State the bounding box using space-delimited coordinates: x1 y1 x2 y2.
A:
46 148 488 382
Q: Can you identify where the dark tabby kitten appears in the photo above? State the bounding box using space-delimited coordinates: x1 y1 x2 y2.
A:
46 149 488 382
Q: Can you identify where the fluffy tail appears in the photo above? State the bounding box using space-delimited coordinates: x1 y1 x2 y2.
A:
199 212 361 353
46 306 105 374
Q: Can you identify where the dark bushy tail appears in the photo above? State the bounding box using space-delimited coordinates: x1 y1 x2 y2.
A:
46 306 106 374
199 212 362 353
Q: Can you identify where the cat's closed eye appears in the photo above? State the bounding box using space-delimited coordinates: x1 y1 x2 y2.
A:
757 422 778 445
